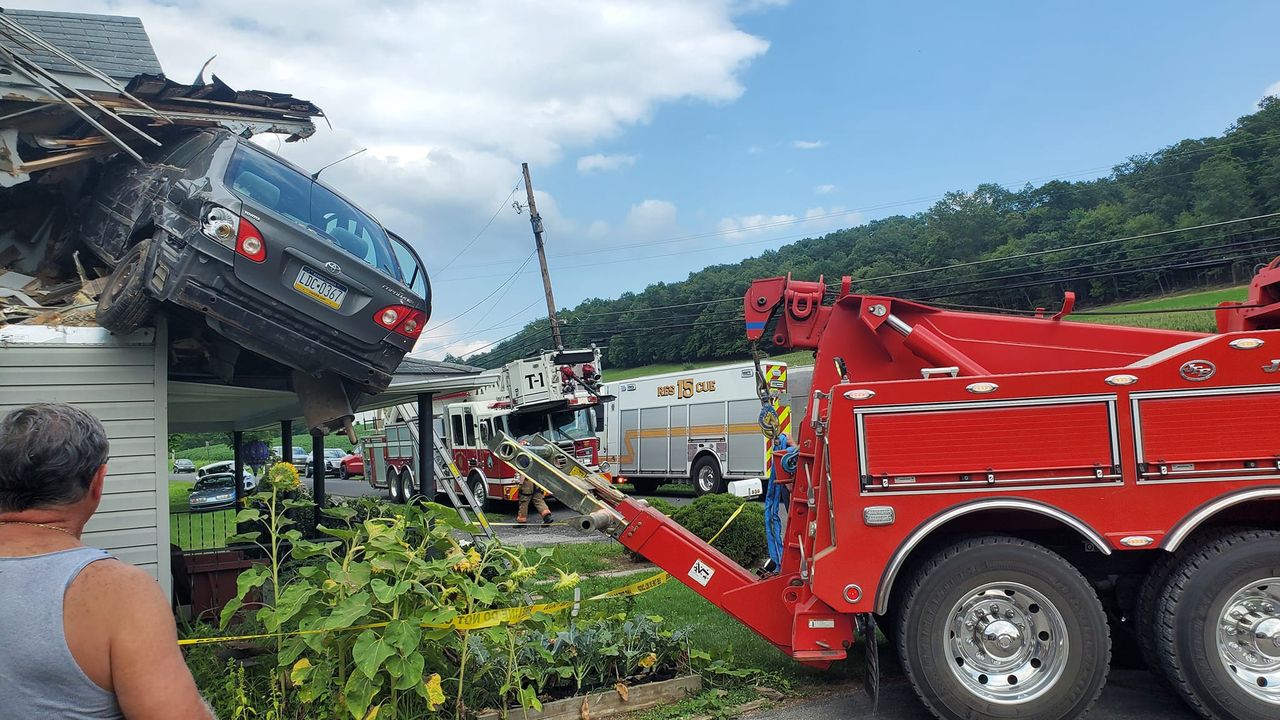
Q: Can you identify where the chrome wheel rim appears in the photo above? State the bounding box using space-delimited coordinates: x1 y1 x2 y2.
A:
697 466 716 492
472 480 485 504
946 581 1069 704
1217 576 1280 704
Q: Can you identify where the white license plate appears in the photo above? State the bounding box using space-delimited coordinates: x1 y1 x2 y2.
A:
293 267 346 309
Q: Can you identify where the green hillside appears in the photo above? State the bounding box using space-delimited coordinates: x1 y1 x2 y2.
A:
463 98 1280 372
1070 285 1247 333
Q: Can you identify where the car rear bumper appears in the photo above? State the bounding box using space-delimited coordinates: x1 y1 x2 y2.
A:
158 241 403 392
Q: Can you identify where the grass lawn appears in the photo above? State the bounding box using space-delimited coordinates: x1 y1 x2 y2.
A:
1068 285 1247 333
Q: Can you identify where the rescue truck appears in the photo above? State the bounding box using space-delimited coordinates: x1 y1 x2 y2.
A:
600 361 796 495
363 348 608 508
488 264 1280 720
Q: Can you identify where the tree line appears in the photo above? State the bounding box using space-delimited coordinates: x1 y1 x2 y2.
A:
458 98 1280 370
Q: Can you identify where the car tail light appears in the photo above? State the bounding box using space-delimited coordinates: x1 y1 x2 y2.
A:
202 206 238 246
373 304 427 339
236 217 266 263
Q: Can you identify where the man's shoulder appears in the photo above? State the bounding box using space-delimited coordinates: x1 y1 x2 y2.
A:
75 555 163 600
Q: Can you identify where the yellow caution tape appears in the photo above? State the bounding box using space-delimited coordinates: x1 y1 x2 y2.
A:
180 497 742 647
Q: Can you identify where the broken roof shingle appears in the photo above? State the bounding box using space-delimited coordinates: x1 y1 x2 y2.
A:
0 8 163 80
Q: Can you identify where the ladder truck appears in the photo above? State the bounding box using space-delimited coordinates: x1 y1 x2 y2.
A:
363 348 610 510
487 262 1280 720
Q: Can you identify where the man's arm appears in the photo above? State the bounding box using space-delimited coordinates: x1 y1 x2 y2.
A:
102 563 215 720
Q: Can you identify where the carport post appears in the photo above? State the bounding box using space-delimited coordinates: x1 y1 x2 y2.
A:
418 392 435 498
280 420 292 467
311 430 326 530
232 430 245 534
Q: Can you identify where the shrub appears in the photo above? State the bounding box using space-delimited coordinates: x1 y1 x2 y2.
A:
671 494 766 569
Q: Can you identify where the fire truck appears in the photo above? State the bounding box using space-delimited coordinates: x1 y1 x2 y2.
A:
363 348 608 508
488 264 1280 720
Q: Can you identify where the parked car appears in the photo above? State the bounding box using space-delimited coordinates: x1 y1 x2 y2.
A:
80 128 431 434
271 445 310 466
339 451 364 480
173 458 195 473
195 461 257 492
304 448 347 477
187 473 238 512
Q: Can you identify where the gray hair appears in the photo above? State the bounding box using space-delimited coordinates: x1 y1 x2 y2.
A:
0 403 110 512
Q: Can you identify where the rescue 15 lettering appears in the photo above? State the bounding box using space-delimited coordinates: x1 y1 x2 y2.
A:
656 378 716 398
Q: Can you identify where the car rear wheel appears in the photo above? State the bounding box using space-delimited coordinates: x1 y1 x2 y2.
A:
897 536 1110 720
339 465 349 480
691 456 724 495
96 239 156 334
1156 528 1280 720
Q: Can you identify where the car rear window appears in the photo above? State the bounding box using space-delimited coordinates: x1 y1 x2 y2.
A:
224 144 402 280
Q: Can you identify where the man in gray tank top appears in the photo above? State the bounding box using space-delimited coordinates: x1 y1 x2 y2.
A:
0 403 213 719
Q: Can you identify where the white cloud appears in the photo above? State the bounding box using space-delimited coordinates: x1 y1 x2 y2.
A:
814 183 837 194
577 153 638 174
624 199 678 235
792 139 825 150
586 220 611 239
22 0 769 263
716 206 860 241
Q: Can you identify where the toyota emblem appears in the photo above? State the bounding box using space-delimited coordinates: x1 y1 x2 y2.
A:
324 261 342 275
1178 360 1216 382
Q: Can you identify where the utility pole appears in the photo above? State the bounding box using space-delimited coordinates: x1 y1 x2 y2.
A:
522 162 564 349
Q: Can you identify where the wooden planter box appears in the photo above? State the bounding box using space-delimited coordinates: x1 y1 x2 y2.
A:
477 674 702 720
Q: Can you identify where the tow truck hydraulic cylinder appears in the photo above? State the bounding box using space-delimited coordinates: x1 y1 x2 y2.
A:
885 313 991 376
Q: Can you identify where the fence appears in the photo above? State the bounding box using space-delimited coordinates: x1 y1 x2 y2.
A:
169 509 237 551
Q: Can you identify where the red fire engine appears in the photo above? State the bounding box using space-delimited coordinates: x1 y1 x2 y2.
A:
490 263 1280 720
364 348 609 507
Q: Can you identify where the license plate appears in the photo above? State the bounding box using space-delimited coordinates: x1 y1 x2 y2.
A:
293 267 346 309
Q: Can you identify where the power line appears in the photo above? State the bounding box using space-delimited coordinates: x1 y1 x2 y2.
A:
435 177 523 273
428 251 537 332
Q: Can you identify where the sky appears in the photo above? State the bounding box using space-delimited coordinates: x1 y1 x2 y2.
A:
23 0 1280 359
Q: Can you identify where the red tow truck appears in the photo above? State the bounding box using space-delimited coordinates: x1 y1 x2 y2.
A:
490 263 1280 720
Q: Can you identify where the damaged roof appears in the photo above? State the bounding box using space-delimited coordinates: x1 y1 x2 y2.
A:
0 8 162 80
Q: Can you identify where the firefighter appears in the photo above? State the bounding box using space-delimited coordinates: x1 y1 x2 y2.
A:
516 478 552 524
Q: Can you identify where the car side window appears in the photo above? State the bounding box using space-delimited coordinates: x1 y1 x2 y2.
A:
387 233 428 298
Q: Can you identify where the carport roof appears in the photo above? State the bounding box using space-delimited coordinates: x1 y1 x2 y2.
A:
170 359 496 432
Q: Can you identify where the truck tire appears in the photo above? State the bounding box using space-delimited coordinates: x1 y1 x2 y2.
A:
96 239 156 334
1133 549 1181 683
402 469 419 504
1155 528 1280 720
469 474 489 513
691 456 724 495
897 536 1110 720
387 467 402 503
630 478 660 495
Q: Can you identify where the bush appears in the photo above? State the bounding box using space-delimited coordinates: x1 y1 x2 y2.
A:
671 494 766 569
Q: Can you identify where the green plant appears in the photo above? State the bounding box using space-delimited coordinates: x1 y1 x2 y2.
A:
672 494 766 569
193 476 694 719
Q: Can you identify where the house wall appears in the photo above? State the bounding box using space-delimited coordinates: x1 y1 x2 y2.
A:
0 324 170 595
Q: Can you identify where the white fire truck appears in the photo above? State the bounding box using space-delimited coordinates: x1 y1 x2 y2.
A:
599 360 797 495
363 348 609 509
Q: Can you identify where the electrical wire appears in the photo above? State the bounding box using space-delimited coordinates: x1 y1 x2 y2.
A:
435 178 523 273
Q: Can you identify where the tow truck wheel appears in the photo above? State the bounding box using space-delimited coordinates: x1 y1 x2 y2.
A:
1155 528 1280 720
897 536 1110 720
387 468 402 503
691 456 724 495
96 239 157 334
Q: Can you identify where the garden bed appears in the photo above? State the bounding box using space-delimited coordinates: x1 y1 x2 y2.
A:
476 674 702 720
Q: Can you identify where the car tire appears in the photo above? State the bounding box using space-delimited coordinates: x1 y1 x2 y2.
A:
339 466 349 481
96 239 156 334
630 478 661 495
691 456 724 495
897 535 1110 720
1155 528 1280 720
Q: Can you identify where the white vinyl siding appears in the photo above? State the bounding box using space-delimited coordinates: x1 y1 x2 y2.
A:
0 326 170 594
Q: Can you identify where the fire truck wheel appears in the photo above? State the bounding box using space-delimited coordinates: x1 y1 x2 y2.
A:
402 470 419 503
1155 528 1280 720
897 535 1110 720
468 474 489 512
691 456 724 495
96 239 156 335
387 468 402 503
